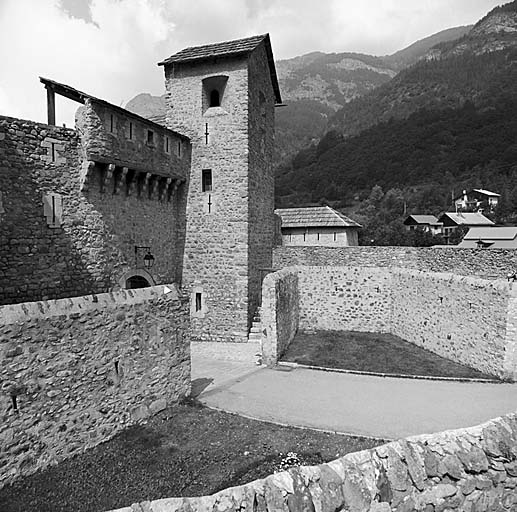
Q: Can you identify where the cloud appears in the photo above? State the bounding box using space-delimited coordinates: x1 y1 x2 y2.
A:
0 0 504 125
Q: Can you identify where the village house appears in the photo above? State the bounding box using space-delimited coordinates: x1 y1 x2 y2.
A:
438 211 495 243
458 226 517 249
403 214 443 236
454 188 500 212
275 206 361 247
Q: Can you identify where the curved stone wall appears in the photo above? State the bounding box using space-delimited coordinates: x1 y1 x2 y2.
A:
107 411 517 512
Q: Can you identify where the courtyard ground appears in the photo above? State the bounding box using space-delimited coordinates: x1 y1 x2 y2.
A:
281 330 497 380
0 401 381 512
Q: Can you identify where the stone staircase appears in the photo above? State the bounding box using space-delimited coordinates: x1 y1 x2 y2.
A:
248 306 262 343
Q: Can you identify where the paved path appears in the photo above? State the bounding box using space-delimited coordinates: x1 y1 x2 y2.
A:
192 347 517 440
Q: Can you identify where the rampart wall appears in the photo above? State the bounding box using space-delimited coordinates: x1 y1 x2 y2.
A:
261 267 517 380
0 115 190 305
273 246 517 279
108 411 517 512
0 285 190 487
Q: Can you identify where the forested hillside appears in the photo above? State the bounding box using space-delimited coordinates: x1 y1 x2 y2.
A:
277 1 517 236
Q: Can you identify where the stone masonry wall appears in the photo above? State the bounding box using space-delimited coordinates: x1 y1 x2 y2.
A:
262 266 517 379
247 42 276 323
0 285 190 487
165 57 250 342
109 411 517 512
297 266 393 333
273 246 517 279
0 114 189 305
261 268 299 366
391 271 510 378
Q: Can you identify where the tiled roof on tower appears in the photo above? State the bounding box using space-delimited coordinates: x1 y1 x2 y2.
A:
159 34 282 104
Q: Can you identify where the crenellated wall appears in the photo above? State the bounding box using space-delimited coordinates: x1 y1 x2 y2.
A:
107 411 517 512
0 285 190 488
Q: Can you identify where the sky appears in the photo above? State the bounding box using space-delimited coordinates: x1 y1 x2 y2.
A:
0 0 505 126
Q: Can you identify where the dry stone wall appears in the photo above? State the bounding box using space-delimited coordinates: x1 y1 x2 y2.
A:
261 266 517 379
0 285 190 487
108 411 517 512
261 269 299 366
273 246 517 279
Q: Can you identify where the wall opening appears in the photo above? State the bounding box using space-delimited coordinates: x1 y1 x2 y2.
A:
195 292 202 312
202 75 228 113
126 275 151 289
202 169 212 192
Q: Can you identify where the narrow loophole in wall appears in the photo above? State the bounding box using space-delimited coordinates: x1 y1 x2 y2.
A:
11 395 18 412
114 360 119 375
202 169 212 192
195 292 202 312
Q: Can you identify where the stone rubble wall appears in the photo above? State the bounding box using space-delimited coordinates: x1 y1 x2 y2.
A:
107 411 517 512
261 269 299 366
261 266 517 380
0 285 190 488
273 246 517 280
391 271 510 379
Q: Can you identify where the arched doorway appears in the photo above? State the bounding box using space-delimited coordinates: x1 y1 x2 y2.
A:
126 275 151 289
119 269 156 290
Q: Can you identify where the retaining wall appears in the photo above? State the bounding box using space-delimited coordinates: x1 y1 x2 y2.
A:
260 267 517 380
108 411 517 512
0 285 190 487
273 246 517 279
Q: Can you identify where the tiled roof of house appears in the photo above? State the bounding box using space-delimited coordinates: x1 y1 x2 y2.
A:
463 227 517 240
404 215 441 225
275 206 362 229
158 34 282 104
439 212 495 226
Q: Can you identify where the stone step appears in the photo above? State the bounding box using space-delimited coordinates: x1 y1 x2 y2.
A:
249 326 261 334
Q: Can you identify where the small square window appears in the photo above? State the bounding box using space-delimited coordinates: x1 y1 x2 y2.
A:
202 169 212 192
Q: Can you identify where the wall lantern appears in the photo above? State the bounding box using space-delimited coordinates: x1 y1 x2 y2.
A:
135 245 155 269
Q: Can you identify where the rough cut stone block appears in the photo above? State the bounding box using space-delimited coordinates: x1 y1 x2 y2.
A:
149 399 167 415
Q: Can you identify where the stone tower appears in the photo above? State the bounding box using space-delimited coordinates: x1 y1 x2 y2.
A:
159 34 282 342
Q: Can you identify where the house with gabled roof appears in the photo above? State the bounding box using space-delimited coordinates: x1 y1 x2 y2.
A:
403 215 443 236
454 189 501 212
275 206 361 247
458 227 517 249
438 212 495 244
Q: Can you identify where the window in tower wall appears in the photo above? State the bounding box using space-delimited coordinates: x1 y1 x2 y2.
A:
202 169 212 192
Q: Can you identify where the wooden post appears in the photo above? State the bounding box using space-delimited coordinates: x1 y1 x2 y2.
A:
46 86 56 126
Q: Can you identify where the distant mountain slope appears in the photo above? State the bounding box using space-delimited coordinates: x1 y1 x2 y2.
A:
125 25 470 165
382 26 472 70
276 1 517 211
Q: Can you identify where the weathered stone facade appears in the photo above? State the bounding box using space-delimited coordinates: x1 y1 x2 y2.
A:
261 266 517 380
108 411 517 512
0 110 190 305
0 285 190 487
163 39 277 343
273 246 517 279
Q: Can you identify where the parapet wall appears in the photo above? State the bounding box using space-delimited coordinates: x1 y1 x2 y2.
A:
261 266 517 380
0 285 190 487
273 246 517 279
109 411 517 512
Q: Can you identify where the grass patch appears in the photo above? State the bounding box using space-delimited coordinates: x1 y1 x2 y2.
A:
281 330 497 380
0 400 383 512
